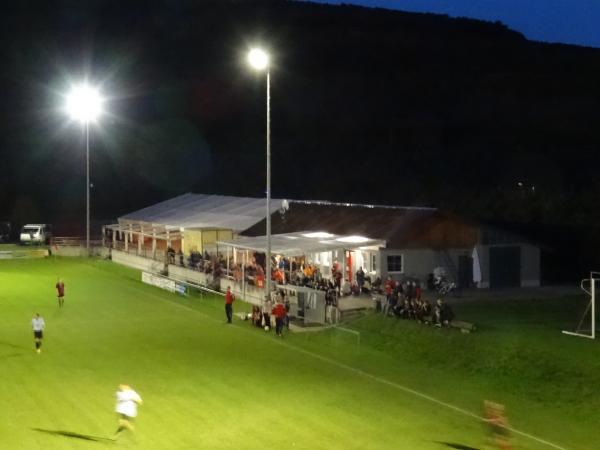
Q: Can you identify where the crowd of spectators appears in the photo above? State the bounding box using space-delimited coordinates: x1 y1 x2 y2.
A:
247 290 291 337
379 276 455 327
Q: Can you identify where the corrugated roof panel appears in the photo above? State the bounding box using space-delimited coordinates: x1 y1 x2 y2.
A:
119 193 282 231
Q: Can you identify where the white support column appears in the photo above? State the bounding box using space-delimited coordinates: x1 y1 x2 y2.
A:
112 227 116 249
138 226 143 255
166 230 170 247
152 228 157 260
101 226 105 247
243 249 247 303
227 246 230 277
125 226 129 252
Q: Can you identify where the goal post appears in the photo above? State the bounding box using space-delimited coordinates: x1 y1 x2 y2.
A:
327 325 361 352
562 271 598 339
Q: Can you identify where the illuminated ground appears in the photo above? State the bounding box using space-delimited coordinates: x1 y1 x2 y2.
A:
0 257 597 449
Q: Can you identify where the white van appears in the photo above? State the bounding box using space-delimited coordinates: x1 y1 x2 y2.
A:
20 224 52 245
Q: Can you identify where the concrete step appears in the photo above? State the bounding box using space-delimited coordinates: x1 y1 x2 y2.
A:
339 308 367 322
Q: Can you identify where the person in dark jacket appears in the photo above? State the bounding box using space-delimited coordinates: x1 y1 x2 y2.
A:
434 298 454 327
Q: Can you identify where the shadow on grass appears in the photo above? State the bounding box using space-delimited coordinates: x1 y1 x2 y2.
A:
0 341 29 359
435 442 480 450
0 341 29 351
32 428 114 443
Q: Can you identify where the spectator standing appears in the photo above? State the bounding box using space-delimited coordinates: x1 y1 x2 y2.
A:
383 276 395 315
272 300 287 337
224 286 235 324
356 267 365 293
262 296 273 330
434 298 454 327
415 282 422 300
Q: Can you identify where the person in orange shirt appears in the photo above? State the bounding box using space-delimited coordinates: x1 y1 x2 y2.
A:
273 269 284 284
224 286 235 324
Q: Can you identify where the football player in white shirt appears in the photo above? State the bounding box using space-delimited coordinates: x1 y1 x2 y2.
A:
31 313 45 353
114 384 143 438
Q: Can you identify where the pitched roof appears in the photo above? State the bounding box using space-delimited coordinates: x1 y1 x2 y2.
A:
119 193 283 232
242 201 480 249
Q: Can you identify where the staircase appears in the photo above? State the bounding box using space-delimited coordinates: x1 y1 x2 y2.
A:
339 307 367 322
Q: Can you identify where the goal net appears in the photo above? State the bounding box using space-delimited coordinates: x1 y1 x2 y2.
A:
562 271 599 339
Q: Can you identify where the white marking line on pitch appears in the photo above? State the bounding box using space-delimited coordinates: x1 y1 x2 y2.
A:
142 288 569 450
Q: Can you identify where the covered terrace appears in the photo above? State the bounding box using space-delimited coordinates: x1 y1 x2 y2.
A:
216 231 386 309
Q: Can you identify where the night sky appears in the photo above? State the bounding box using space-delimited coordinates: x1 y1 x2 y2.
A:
1 0 600 269
311 0 600 48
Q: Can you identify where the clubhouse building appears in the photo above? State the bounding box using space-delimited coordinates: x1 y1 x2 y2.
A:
103 193 541 301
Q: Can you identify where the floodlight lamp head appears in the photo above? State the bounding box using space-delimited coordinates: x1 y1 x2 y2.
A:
248 48 269 71
65 83 103 124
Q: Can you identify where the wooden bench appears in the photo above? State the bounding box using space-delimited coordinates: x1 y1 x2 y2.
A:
450 320 477 333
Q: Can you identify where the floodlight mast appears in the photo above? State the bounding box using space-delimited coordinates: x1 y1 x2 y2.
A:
247 48 272 301
65 83 103 255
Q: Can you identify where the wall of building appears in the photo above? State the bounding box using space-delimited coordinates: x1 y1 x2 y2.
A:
183 230 203 253
521 243 541 287
204 229 234 253
474 243 540 288
475 245 490 288
168 265 212 286
380 247 472 287
181 229 235 254
111 249 164 273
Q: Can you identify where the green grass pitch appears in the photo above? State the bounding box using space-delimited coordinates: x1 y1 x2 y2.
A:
1 257 598 449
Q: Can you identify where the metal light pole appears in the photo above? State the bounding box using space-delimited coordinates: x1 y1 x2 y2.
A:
266 70 271 300
248 48 272 300
65 83 103 255
86 122 90 253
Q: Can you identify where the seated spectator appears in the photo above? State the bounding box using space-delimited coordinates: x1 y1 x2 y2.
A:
372 276 383 294
251 305 262 328
421 298 432 319
273 268 285 284
409 299 418 320
341 278 352 296
394 299 411 319
362 277 371 294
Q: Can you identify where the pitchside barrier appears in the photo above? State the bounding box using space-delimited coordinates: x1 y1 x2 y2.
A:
0 248 49 259
142 271 223 299
562 271 599 339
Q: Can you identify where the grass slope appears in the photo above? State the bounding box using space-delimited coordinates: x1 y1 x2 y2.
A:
0 257 597 449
